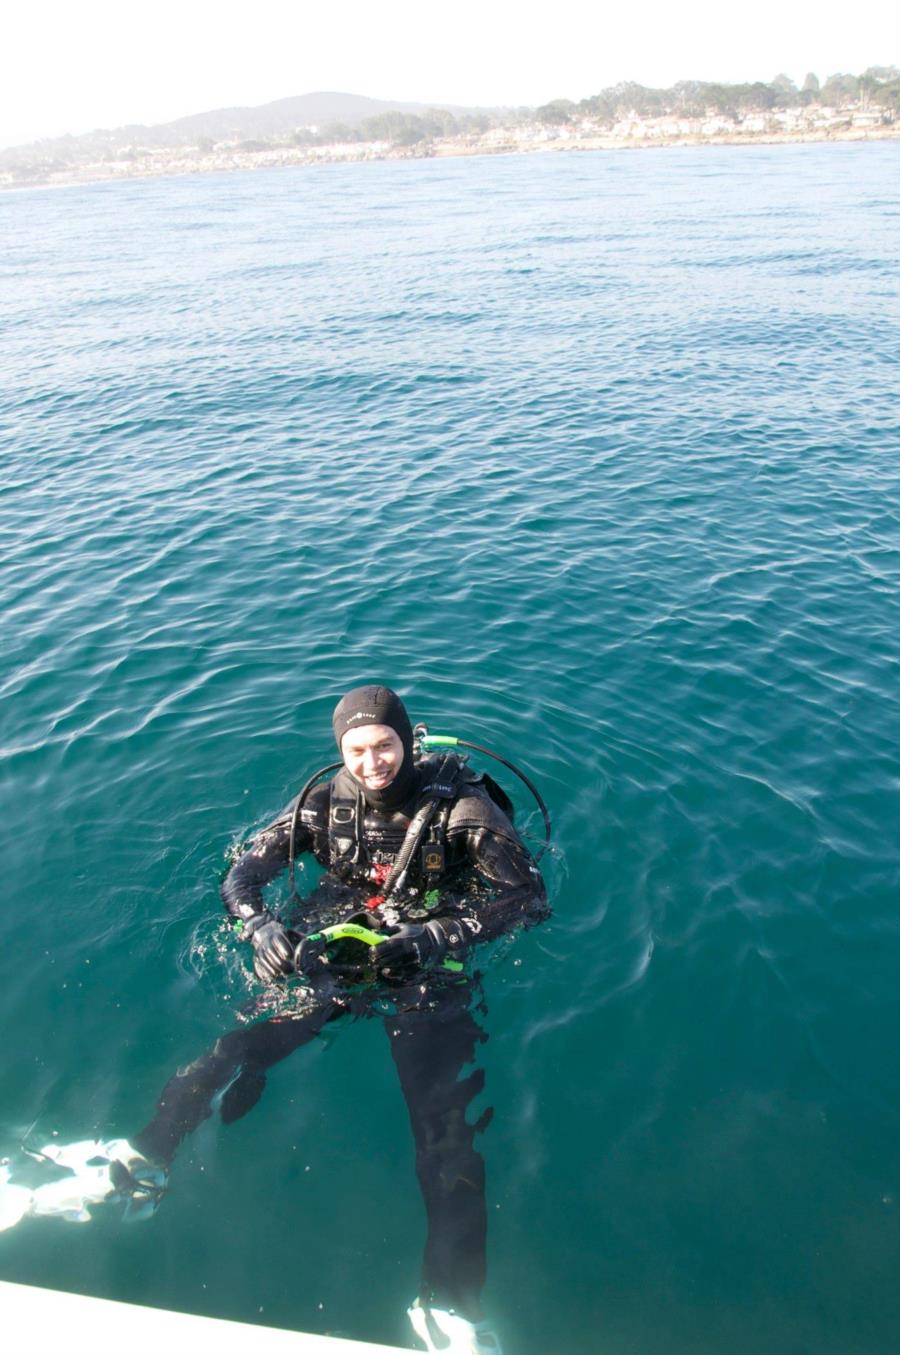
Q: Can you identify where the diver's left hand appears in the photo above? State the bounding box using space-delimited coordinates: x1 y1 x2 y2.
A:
374 921 448 978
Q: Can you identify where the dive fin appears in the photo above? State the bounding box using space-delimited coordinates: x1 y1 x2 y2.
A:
0 1165 33 1232
408 1299 504 1355
7 1138 167 1227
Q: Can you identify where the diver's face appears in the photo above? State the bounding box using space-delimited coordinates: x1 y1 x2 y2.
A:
341 724 404 792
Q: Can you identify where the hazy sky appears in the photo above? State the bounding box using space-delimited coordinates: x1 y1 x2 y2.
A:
3 0 897 148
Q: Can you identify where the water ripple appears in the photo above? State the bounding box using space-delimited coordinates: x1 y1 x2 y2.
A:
2 141 900 1355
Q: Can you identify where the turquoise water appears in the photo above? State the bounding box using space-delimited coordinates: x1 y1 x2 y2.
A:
2 142 899 1353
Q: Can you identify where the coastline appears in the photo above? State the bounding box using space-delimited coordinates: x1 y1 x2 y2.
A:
3 122 898 193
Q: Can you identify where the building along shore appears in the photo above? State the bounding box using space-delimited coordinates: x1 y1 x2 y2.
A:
2 104 896 192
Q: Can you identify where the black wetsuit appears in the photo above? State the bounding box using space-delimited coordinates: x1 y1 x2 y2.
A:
134 756 548 1320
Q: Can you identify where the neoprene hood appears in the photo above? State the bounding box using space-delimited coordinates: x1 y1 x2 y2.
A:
332 684 418 809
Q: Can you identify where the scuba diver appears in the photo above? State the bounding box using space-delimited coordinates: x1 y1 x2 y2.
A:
1 685 550 1355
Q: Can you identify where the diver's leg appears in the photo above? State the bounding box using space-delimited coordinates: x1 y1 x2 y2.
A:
2 998 346 1230
134 999 344 1167
7 1001 345 1227
385 981 491 1323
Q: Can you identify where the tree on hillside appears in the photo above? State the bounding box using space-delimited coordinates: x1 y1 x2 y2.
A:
421 108 459 137
858 75 878 110
740 82 777 110
820 72 859 104
360 112 429 145
614 83 666 116
771 73 798 104
458 112 492 134
696 83 739 116
673 80 706 115
800 73 820 106
579 92 614 122
873 78 900 113
536 99 576 124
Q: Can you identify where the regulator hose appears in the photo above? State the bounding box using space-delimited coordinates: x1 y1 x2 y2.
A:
288 760 342 896
417 731 552 859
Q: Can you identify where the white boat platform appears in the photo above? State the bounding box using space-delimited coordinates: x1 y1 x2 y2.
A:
0 1281 412 1353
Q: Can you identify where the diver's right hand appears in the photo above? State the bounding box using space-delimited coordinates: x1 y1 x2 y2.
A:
294 932 329 978
245 916 295 982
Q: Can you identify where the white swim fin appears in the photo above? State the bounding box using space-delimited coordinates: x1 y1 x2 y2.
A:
0 1164 34 1232
408 1299 504 1354
3 1138 167 1228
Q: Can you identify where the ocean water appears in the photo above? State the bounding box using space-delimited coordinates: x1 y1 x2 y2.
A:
1 142 899 1354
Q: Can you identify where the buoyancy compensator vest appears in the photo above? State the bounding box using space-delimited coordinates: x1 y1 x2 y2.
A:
287 725 550 901
325 751 514 897
288 751 517 902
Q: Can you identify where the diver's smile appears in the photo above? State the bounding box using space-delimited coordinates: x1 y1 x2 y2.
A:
340 724 405 792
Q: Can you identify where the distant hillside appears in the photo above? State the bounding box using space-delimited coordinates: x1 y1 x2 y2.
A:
156 90 469 143
2 70 896 189
0 90 477 163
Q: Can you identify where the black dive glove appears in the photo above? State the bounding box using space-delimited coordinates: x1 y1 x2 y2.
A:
294 932 329 978
374 918 468 979
243 915 295 982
